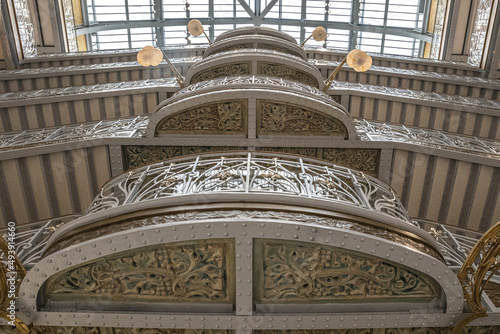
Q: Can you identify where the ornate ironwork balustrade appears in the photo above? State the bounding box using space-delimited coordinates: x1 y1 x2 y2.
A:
84 152 413 225
0 116 148 150
356 119 500 158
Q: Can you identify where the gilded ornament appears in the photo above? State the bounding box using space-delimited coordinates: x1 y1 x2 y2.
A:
257 100 347 137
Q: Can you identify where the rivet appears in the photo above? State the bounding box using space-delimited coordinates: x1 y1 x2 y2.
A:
309 237 314 241
242 223 247 227
344 233 349 238
107 240 112 243
375 241 380 246
277 233 281 237
190 234 195 238
295 226 300 230
293 234 298 239
62 254 67 257
158 238 163 242
189 225 194 229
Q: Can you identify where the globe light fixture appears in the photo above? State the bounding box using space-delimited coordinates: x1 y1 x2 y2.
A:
136 45 163 67
137 45 185 87
188 19 212 44
300 26 327 47
323 49 373 91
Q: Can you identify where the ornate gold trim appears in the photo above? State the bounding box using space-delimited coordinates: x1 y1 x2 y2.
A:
453 220 500 333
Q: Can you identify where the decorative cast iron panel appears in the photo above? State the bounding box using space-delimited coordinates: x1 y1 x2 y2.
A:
258 62 319 87
257 100 347 137
258 148 379 176
156 101 247 135
44 240 234 304
254 240 441 303
190 63 251 83
123 146 245 170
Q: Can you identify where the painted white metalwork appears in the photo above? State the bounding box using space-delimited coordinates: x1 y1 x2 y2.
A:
0 116 149 150
61 0 78 52
173 75 333 101
430 0 447 59
13 0 37 57
84 152 413 225
0 78 177 101
356 119 500 158
468 0 494 66
0 216 78 267
327 80 500 109
0 78 178 102
420 219 482 268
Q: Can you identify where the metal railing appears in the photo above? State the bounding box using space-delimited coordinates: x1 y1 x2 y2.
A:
0 116 149 150
85 152 413 225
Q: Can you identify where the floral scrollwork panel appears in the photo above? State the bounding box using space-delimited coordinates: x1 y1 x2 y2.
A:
191 63 251 83
258 63 319 87
255 240 441 303
257 100 347 138
124 146 183 170
44 241 234 304
322 149 379 176
156 101 247 135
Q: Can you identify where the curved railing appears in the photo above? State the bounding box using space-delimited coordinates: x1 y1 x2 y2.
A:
84 152 413 225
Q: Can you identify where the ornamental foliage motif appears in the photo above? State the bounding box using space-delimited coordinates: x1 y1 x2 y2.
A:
259 63 318 87
257 100 347 137
191 63 250 83
124 146 182 169
45 242 233 303
157 101 247 135
322 149 379 174
256 241 440 303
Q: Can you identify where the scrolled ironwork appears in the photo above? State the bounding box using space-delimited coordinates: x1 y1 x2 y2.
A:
173 75 334 102
84 152 413 225
356 119 500 158
327 81 500 110
0 116 149 151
